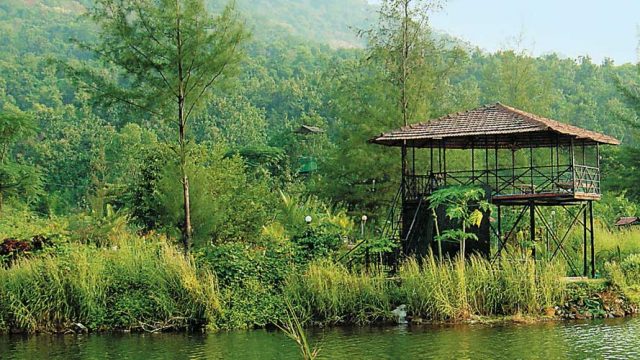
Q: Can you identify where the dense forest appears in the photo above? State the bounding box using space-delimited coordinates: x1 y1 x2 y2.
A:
3 0 640 334
3 0 640 221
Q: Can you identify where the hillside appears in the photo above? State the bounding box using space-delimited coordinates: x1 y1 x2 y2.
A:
0 0 373 49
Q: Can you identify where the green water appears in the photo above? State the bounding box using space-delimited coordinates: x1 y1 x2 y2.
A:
1 318 639 359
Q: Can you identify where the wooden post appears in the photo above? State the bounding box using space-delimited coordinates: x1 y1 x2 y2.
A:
485 137 489 185
596 143 601 193
471 140 475 184
530 145 534 191
583 203 588 277
497 205 502 257
570 138 575 191
443 140 447 185
495 137 499 190
412 147 416 176
511 148 515 193
430 142 434 174
589 200 595 278
550 145 554 188
530 201 536 260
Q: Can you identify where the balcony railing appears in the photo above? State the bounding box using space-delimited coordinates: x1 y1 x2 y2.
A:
404 164 600 201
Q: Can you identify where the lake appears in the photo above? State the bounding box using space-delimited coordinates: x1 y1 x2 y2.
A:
1 318 639 359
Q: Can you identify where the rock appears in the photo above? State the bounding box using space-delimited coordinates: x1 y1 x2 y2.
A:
391 305 408 324
73 323 88 333
544 307 556 317
585 311 592 319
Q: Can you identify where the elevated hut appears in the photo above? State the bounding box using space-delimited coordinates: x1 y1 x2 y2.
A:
370 103 619 277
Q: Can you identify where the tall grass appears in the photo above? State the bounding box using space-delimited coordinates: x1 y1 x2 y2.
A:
276 298 320 360
284 259 394 325
399 254 566 321
284 255 566 326
0 238 220 333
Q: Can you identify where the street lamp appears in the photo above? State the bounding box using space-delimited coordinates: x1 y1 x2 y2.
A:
361 215 368 237
305 215 312 225
361 214 369 271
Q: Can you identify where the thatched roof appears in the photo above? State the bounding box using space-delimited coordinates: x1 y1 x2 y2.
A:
370 103 620 149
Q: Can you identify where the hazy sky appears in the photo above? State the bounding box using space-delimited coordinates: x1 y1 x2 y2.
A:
376 0 640 64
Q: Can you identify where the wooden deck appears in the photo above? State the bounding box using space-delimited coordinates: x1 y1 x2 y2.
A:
491 191 600 205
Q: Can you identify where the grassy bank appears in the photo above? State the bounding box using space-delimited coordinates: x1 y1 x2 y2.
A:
285 255 566 325
0 237 637 334
0 237 219 333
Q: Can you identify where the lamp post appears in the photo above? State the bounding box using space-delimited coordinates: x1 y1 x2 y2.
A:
305 215 312 225
362 214 369 272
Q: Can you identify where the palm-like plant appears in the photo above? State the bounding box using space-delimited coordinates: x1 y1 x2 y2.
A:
428 186 491 259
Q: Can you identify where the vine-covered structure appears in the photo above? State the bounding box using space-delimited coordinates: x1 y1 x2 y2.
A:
370 103 620 277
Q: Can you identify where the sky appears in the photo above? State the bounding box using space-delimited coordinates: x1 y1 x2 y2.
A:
374 0 640 65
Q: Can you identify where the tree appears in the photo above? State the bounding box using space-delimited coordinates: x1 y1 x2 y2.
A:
320 0 469 215
85 0 248 252
0 105 42 211
428 186 490 259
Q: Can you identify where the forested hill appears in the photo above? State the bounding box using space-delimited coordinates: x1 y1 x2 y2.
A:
1 0 373 48
230 0 373 47
3 0 640 217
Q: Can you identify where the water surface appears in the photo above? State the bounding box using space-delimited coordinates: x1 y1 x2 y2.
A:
1 318 639 359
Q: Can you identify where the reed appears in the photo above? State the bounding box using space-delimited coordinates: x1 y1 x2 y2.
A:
0 238 220 333
398 253 565 321
284 259 393 325
276 298 320 360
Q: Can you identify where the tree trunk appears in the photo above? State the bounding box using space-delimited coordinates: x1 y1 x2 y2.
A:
178 99 192 253
176 1 192 254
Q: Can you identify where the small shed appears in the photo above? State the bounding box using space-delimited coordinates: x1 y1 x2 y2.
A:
615 217 640 227
294 125 324 135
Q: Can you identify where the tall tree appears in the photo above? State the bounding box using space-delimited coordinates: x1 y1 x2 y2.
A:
320 0 467 215
0 104 42 211
84 0 248 252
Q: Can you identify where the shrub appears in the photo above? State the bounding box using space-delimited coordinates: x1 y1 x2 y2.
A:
292 224 344 264
620 253 640 283
197 240 293 329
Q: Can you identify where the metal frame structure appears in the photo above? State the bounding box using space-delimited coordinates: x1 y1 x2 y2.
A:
369 103 619 277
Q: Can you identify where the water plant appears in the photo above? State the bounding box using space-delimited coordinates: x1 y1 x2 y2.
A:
276 298 320 360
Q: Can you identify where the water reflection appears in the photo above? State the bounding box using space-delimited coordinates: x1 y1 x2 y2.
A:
1 318 638 359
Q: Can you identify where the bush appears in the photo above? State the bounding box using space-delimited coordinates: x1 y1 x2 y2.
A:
292 224 344 264
620 253 640 283
197 240 293 329
605 255 640 304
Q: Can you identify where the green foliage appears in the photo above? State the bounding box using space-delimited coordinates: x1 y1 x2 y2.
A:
604 257 640 304
428 186 491 257
129 145 273 245
0 104 42 208
292 225 344 263
0 237 220 333
398 255 566 320
196 238 294 329
284 259 394 326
